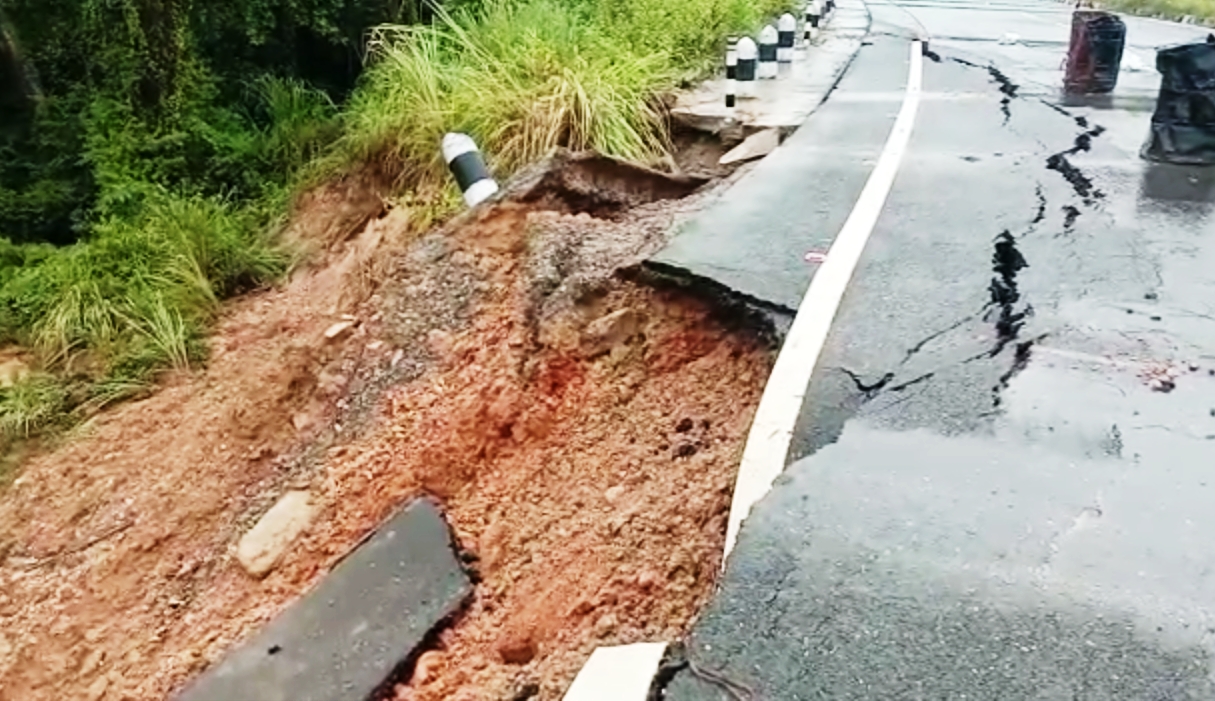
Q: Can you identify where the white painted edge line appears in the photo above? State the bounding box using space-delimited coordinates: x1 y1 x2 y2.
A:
561 642 668 701
722 40 925 565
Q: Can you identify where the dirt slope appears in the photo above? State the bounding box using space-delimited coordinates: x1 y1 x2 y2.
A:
0 153 772 701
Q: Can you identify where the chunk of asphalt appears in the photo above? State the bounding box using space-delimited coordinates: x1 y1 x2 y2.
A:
176 499 471 701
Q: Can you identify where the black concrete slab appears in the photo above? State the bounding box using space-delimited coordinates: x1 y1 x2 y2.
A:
176 499 471 701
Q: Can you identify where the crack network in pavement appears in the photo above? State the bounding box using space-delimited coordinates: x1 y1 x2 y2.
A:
951 57 1019 124
840 368 896 396
988 230 1030 355
1030 184 1047 226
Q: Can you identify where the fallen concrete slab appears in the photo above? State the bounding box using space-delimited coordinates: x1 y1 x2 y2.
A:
176 499 471 701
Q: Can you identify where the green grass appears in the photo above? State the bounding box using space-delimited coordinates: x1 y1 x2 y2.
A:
0 0 793 448
1102 0 1215 20
0 190 286 444
338 0 795 191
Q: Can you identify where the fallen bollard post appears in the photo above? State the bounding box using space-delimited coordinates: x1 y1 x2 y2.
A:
442 133 499 208
1142 35 1215 165
778 14 797 63
1064 10 1126 94
737 37 758 98
758 25 779 80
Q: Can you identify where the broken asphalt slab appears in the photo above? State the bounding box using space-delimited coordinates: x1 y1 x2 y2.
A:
176 499 471 701
649 33 905 319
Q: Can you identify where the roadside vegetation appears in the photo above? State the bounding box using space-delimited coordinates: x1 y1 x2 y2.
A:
1102 0 1215 21
0 0 792 457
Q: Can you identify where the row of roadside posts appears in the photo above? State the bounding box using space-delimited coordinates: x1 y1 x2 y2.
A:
442 0 842 208
726 0 834 108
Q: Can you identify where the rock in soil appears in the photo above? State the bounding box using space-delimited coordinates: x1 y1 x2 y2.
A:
236 490 318 578
580 308 643 358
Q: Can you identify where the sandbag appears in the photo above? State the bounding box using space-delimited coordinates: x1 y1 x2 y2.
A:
1142 36 1215 165
1064 11 1126 94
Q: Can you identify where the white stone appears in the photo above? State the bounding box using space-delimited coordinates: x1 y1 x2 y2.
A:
720 128 782 165
562 643 668 701
237 491 318 578
324 320 356 340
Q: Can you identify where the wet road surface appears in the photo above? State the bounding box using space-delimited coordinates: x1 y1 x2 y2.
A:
662 0 1215 698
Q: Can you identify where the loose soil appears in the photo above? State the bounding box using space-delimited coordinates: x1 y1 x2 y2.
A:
0 152 772 701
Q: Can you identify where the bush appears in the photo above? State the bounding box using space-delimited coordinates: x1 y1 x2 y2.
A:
1101 0 1215 19
0 190 284 376
339 0 796 191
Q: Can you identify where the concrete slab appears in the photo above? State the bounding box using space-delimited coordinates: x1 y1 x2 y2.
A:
670 0 870 133
561 643 669 701
719 128 781 165
177 499 471 701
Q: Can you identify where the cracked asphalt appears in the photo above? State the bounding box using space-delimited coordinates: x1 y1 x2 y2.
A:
657 0 1215 698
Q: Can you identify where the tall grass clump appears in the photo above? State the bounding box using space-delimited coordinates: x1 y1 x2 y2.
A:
340 0 796 191
1102 0 1214 19
0 189 285 441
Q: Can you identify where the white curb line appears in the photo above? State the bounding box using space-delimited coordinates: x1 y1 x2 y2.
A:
723 39 926 564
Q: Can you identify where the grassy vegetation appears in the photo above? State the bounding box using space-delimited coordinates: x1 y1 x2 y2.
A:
1102 0 1215 21
0 0 792 447
338 0 796 192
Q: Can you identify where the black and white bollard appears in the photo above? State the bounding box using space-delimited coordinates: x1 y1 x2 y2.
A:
758 25 779 79
778 14 797 63
805 0 822 42
442 133 499 208
725 37 738 108
736 36 758 98
825 0 835 16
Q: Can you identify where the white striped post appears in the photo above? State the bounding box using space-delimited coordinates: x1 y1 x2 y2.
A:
805 0 822 42
778 14 796 63
725 37 739 109
758 25 779 79
442 133 498 208
825 0 835 17
736 36 758 98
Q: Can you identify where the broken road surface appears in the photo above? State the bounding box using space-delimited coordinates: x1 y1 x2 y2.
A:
657 0 1215 697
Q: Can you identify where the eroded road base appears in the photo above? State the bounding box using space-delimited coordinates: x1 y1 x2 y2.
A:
0 151 773 701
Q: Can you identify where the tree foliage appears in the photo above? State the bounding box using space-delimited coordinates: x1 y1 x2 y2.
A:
0 0 419 244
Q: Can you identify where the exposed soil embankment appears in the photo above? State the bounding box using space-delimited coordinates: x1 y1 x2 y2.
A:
0 152 772 701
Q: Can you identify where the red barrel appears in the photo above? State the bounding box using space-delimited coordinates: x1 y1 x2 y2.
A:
1064 11 1126 94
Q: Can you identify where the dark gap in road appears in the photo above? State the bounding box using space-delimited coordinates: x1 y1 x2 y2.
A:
1031 185 1047 225
840 368 896 397
889 371 936 392
1041 103 1107 205
1061 204 1081 233
900 315 975 364
1039 98 1092 130
992 338 1037 408
988 230 1030 356
1046 152 1102 203
950 57 1019 124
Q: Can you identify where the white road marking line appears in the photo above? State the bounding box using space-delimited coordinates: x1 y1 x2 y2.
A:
723 41 926 564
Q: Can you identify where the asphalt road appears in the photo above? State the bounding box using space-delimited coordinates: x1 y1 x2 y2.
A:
661 1 1215 698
